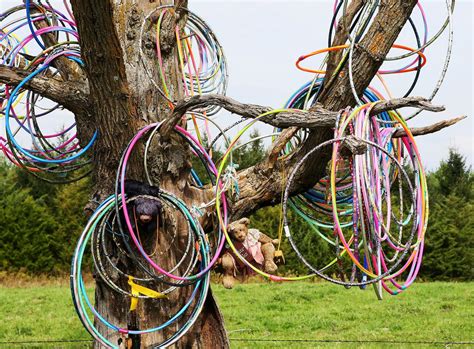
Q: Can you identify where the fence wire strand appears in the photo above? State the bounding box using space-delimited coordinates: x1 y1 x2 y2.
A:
0 338 473 347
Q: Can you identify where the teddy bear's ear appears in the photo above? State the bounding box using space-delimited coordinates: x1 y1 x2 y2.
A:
238 217 250 226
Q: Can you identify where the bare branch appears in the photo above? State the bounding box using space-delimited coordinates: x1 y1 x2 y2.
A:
167 94 445 132
172 92 454 220
163 94 333 134
393 116 467 138
266 127 299 167
342 136 368 155
0 65 89 113
31 8 84 81
175 0 188 8
371 97 445 115
311 116 466 156
341 116 467 154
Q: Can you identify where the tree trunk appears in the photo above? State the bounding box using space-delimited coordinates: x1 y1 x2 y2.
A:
68 0 229 347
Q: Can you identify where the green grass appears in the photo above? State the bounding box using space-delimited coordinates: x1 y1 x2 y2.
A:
0 282 472 348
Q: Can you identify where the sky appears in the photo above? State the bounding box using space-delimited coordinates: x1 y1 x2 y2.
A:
1 0 473 170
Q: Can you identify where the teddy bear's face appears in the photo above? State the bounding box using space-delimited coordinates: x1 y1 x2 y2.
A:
134 197 162 225
228 218 250 243
229 224 247 242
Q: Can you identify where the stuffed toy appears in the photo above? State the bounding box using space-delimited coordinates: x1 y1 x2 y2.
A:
220 217 279 289
121 179 163 234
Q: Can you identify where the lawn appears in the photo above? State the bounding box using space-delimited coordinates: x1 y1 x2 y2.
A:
0 281 472 348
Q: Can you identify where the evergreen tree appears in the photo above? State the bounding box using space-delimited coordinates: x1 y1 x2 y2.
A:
230 130 265 170
0 162 59 273
422 149 474 280
0 160 89 274
421 195 474 280
435 148 473 200
1 146 472 280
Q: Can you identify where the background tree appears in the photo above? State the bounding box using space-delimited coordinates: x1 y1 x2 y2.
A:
421 149 474 281
3 148 472 280
434 149 473 201
0 0 466 348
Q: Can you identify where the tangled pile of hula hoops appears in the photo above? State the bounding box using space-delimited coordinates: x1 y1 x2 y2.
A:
0 1 97 183
1 0 455 346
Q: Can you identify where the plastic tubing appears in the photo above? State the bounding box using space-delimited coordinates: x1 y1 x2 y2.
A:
4 63 98 164
296 44 426 75
71 196 211 346
283 136 418 287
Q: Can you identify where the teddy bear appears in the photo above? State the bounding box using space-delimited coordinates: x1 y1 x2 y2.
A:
220 217 280 289
121 179 163 234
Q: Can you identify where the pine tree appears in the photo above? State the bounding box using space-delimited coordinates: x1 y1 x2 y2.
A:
422 149 474 280
435 148 473 200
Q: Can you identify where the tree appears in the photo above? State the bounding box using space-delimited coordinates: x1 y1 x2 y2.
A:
0 162 60 273
0 1 465 348
422 149 474 280
435 148 473 201
421 194 474 280
0 161 90 274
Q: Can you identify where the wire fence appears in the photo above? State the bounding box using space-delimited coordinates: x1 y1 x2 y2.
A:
0 338 473 347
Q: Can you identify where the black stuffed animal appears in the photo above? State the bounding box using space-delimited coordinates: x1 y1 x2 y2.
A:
122 180 163 234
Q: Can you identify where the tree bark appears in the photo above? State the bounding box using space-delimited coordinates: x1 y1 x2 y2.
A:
168 94 446 130
0 66 88 113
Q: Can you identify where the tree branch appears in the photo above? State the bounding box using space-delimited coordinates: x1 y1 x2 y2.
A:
393 115 467 138
266 127 299 167
371 97 445 115
342 115 467 156
168 94 445 131
323 0 365 96
33 18 84 82
342 116 467 154
0 65 89 113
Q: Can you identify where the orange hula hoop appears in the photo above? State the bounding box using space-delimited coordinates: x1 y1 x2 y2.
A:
296 44 427 75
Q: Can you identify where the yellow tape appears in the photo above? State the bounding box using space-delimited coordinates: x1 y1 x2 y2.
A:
128 276 168 311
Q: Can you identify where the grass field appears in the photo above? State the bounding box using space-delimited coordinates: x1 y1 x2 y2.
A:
0 281 472 348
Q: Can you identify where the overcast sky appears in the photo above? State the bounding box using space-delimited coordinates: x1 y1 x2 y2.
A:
1 0 472 170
